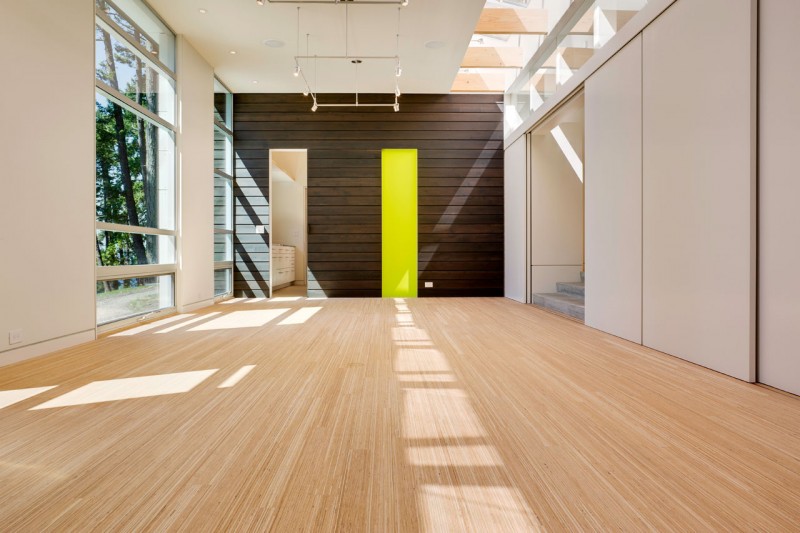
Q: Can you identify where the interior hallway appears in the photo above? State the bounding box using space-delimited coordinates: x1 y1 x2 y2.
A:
1 297 799 531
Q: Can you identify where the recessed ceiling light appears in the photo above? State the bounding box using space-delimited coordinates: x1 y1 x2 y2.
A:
252 80 259 84
425 40 446 49
263 39 285 48
199 8 207 14
229 50 237 55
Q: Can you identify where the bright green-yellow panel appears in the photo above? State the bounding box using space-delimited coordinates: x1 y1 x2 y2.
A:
382 149 418 298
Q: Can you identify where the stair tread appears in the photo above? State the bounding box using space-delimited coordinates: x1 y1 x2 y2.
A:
533 292 585 306
556 281 585 298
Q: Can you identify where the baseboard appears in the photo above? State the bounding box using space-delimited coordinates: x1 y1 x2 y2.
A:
0 329 96 368
179 297 216 313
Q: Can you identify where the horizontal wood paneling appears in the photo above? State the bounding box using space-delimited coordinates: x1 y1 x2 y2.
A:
234 93 504 297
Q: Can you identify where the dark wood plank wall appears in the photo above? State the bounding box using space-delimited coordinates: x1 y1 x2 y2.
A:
233 93 504 298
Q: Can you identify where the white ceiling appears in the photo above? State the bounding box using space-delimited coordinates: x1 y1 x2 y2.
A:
148 0 485 93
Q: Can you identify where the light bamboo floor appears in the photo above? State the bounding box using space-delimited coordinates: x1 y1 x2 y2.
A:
0 297 799 531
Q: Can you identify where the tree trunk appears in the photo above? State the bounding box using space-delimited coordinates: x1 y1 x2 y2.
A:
102 28 148 265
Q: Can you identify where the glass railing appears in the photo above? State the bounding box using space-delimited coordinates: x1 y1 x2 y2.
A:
505 0 648 136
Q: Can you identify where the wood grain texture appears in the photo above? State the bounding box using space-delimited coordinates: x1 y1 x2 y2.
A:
1 299 800 531
233 94 504 298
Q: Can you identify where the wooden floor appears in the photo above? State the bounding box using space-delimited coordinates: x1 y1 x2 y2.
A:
1 297 799 531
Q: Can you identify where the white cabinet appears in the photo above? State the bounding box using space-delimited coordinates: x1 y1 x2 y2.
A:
272 245 296 290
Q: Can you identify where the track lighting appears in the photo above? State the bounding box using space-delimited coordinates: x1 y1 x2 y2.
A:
303 90 309 97
395 65 402 77
311 102 318 112
401 0 408 5
293 64 301 77
256 0 264 5
395 86 401 97
393 103 399 112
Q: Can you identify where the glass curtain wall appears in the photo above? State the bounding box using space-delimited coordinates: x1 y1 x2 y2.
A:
94 0 177 325
214 79 234 297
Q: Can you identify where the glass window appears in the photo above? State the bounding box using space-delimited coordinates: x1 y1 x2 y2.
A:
95 0 175 71
214 126 232 174
214 78 232 129
214 176 233 231
95 24 175 124
96 230 175 266
95 92 175 231
95 0 176 327
214 269 232 297
96 274 174 325
214 233 233 262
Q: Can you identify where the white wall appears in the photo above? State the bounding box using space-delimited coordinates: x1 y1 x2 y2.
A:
176 37 215 312
642 0 756 381
504 136 528 303
758 0 800 395
529 108 584 297
584 35 642 344
0 1 96 365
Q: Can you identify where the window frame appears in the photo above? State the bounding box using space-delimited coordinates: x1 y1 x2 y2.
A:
213 77 234 298
95 0 178 327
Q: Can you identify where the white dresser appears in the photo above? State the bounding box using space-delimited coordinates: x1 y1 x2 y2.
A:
272 245 296 290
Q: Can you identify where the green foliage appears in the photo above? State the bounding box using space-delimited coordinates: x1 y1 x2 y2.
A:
95 30 162 270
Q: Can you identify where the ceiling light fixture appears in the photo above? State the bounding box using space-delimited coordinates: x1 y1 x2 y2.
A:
256 0 265 5
199 8 208 13
292 4 405 112
263 39 285 48
229 50 237 54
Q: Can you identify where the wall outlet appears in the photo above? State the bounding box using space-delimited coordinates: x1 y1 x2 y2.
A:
9 329 22 345
255 225 265 234
424 282 433 288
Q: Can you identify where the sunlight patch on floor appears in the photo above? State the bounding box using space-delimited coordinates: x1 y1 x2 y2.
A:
111 314 195 337
0 386 57 410
30 370 218 410
407 445 504 467
155 312 222 334
402 388 486 439
419 484 541 531
277 307 322 325
395 349 452 373
189 309 290 331
218 365 256 389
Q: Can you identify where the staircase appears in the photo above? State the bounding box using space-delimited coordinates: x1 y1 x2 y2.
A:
532 276 585 322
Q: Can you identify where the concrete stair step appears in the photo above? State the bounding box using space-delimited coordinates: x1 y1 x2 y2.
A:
531 292 585 321
556 281 585 298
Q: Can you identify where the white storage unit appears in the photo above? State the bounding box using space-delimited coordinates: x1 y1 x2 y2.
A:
272 245 296 291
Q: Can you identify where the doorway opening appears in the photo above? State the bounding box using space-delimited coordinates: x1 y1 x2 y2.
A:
269 149 308 298
528 91 585 321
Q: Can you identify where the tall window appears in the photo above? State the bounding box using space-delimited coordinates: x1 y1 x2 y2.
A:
94 0 177 326
214 79 234 297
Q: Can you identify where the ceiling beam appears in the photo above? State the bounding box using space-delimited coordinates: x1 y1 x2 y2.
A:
474 8 548 35
461 47 524 69
451 73 506 93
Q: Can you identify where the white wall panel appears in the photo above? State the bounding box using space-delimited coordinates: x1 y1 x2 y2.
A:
177 37 215 311
758 0 800 395
0 1 96 364
584 35 642 343
642 0 756 381
504 136 528 302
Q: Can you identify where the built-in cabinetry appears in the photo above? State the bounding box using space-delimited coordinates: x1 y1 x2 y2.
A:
272 245 296 291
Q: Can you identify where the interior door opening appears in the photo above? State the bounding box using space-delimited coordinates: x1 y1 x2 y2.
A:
268 149 308 298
